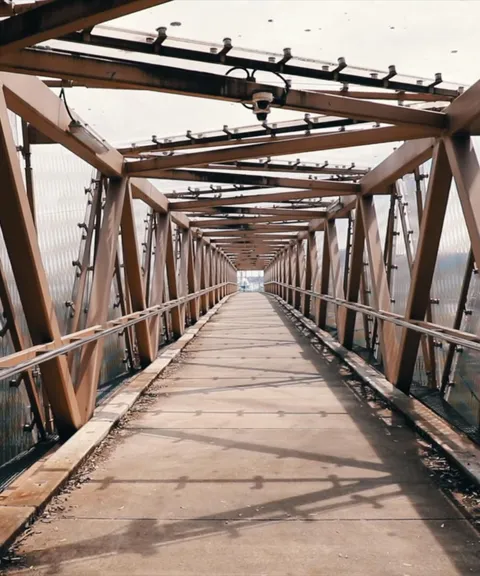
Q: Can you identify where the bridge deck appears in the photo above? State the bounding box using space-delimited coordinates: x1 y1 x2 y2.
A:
9 293 479 575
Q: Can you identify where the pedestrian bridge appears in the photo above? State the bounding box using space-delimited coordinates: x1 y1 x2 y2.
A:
1 293 479 574
1 2 480 574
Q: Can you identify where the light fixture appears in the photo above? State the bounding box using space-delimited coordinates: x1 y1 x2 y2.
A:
59 87 109 154
68 119 110 154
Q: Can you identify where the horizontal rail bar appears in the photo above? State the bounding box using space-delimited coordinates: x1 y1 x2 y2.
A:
265 281 480 353
60 30 462 98
0 283 236 381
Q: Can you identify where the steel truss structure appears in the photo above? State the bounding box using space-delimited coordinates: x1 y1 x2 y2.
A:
0 0 480 449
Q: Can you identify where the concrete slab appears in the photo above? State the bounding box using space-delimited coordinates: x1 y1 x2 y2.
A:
0 298 230 553
39 478 461 522
6 518 479 576
6 293 480 575
141 385 360 411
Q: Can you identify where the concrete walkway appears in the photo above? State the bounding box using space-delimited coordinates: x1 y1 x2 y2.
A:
8 293 480 575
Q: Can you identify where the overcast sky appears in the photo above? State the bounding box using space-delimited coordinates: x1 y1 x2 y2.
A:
59 0 480 169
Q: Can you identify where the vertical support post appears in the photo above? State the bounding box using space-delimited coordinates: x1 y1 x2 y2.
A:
113 250 135 370
302 232 316 317
67 174 102 339
0 88 80 435
177 228 189 327
287 245 295 305
294 240 303 310
392 141 452 392
149 213 170 353
201 241 211 313
360 195 398 381
214 249 221 302
441 249 474 393
343 213 353 296
311 233 321 323
188 230 200 322
280 250 286 298
318 231 330 329
445 134 480 284
143 209 155 306
166 222 182 337
326 220 346 338
359 268 372 349
209 246 216 307
275 256 279 296
340 201 365 349
76 177 127 421
195 238 205 312
21 119 35 227
370 192 396 361
121 181 154 366
395 181 436 387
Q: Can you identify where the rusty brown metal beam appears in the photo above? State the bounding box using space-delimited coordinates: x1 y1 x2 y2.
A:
394 180 435 387
340 200 365 349
198 206 328 218
127 126 438 174
148 213 170 353
165 223 182 337
206 227 307 237
445 79 480 134
391 141 452 393
318 90 452 102
359 195 398 380
76 177 127 422
191 214 326 228
187 231 200 323
68 175 103 340
326 220 346 338
171 188 357 212
0 48 447 130
441 250 474 394
121 181 154 366
0 0 172 55
138 167 359 193
445 134 480 269
318 231 330 328
360 138 435 195
0 87 80 436
0 72 189 230
207 160 368 177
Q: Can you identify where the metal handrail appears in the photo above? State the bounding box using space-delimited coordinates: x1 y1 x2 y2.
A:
265 281 480 353
0 283 237 382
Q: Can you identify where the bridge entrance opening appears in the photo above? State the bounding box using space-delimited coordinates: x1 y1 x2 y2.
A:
237 270 264 292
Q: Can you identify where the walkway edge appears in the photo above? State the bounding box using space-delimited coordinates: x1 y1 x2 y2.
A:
0 294 234 553
273 296 480 487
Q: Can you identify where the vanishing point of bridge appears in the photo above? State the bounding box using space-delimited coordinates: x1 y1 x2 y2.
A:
0 1 480 574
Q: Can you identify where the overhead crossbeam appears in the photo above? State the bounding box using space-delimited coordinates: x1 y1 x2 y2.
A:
126 125 437 174
0 48 447 130
121 120 367 156
208 160 369 177
190 207 329 218
0 0 172 55
170 187 356 212
141 168 359 193
59 27 462 98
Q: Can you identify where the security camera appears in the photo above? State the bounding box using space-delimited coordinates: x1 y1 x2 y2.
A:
251 91 274 122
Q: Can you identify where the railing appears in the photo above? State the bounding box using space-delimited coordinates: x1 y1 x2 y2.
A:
0 283 236 381
265 281 480 355
265 281 480 415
